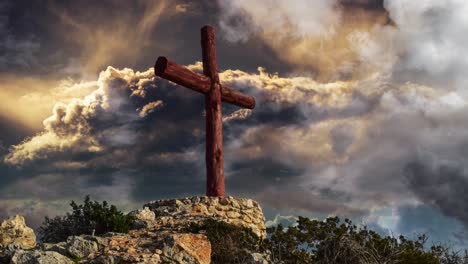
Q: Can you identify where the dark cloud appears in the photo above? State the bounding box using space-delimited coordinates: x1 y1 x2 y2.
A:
0 0 41 72
0 0 291 78
331 124 355 156
227 158 305 195
0 114 32 147
3 0 468 250
405 161 468 226
339 0 386 11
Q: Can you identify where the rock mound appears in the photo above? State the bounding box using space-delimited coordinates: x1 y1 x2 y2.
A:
0 196 269 263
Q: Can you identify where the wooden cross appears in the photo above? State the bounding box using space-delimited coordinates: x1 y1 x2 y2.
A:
154 25 256 197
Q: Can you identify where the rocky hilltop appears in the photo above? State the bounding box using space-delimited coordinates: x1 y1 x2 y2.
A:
0 196 269 264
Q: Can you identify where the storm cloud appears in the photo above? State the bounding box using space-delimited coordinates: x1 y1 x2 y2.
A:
2 0 468 246
3 57 467 237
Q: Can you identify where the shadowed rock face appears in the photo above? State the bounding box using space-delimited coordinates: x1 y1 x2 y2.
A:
66 236 99 259
11 250 74 264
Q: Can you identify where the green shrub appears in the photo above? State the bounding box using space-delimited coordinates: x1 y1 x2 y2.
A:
185 217 456 264
186 219 266 264
266 216 441 264
39 195 135 243
38 198 468 264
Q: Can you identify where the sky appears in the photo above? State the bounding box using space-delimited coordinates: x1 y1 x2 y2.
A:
2 0 468 248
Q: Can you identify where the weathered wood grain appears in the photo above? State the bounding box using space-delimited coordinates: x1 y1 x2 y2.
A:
154 25 256 197
155 57 256 109
201 26 225 197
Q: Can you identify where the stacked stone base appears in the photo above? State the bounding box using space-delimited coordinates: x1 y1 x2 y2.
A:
144 196 266 239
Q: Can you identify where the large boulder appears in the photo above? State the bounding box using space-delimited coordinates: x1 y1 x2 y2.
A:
129 207 155 222
41 242 67 257
86 230 211 264
11 250 74 264
0 215 36 250
160 233 211 264
128 207 156 229
0 244 22 263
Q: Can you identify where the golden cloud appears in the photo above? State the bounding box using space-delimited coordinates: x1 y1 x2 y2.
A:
48 0 181 76
218 0 394 81
0 74 97 130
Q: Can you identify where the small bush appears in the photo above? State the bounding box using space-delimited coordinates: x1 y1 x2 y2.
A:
185 217 449 264
39 195 135 243
186 219 266 264
266 216 441 264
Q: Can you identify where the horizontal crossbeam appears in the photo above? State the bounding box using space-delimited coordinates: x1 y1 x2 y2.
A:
155 57 256 109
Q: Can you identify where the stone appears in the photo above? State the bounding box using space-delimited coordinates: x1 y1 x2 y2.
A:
242 214 253 224
226 211 241 218
219 197 230 206
42 242 67 256
11 250 74 264
129 207 156 222
214 210 226 217
252 216 262 224
191 204 208 215
129 207 156 230
66 236 99 258
0 215 36 250
244 199 254 208
230 199 240 208
161 234 211 264
89 255 124 264
0 243 23 263
246 252 272 264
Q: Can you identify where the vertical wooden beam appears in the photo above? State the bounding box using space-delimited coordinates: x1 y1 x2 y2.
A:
201 25 225 197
